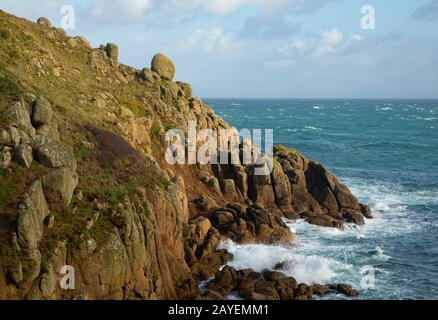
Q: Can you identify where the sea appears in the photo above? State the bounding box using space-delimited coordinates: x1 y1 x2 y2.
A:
204 98 438 300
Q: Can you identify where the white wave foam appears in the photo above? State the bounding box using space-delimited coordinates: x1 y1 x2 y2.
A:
372 246 392 262
304 126 322 131
218 240 345 285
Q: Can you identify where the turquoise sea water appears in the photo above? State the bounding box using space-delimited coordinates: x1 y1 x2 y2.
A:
205 99 438 300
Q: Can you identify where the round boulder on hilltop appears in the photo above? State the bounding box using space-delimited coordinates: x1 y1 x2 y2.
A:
151 53 176 81
37 17 52 28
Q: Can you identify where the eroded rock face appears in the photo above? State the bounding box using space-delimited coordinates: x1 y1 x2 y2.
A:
151 53 176 81
273 145 371 229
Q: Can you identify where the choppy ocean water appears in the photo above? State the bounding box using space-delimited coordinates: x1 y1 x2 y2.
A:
205 99 438 300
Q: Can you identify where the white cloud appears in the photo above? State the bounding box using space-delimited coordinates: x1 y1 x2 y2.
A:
205 0 249 16
316 27 343 55
179 27 242 56
168 0 249 16
275 28 370 67
90 0 153 21
350 34 364 41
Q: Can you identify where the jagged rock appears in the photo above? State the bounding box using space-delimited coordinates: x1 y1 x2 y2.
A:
330 284 359 297
17 180 50 251
36 122 60 141
176 82 193 99
0 147 12 169
5 101 36 139
360 204 373 219
14 144 33 168
248 168 276 209
254 280 280 300
274 277 297 300
306 214 342 229
140 68 159 82
37 17 51 28
32 96 53 127
166 82 180 99
42 167 78 212
311 284 330 296
293 283 313 300
34 140 77 170
342 211 365 225
40 263 56 298
151 53 176 81
207 177 221 195
221 179 238 198
210 204 294 244
191 216 211 240
0 126 21 147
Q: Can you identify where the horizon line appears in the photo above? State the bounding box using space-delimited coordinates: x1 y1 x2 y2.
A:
202 97 438 101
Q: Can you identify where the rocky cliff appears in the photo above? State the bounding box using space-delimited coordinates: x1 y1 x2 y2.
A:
0 11 371 300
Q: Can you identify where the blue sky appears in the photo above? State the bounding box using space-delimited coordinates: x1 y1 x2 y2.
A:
1 0 438 98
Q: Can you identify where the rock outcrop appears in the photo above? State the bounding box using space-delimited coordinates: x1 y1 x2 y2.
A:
0 11 371 300
151 53 176 81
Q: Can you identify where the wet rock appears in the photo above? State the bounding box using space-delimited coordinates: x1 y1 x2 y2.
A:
330 284 359 297
342 211 365 225
311 284 330 296
254 280 280 300
360 204 373 219
293 283 313 300
274 277 297 300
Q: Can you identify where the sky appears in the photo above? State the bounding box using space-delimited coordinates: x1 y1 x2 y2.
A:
1 0 438 98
